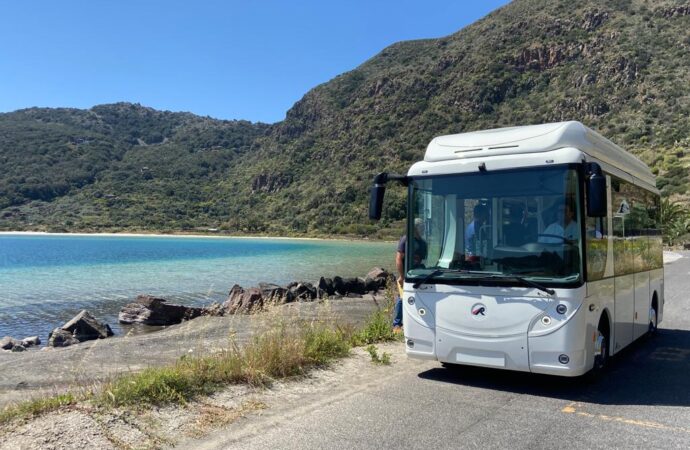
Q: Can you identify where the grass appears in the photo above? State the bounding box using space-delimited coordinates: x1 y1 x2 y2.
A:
97 323 353 408
366 345 392 365
350 283 403 346
0 393 77 425
350 308 398 345
0 303 398 424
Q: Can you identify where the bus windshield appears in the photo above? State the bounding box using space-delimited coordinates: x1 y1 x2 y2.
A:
407 166 583 286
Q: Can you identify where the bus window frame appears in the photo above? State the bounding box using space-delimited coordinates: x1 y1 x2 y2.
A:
405 163 586 290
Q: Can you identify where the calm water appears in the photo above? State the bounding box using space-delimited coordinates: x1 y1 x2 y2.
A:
0 234 393 341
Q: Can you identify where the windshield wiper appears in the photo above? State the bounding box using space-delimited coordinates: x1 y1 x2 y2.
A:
411 269 496 289
507 275 555 295
412 269 446 289
411 269 556 295
471 274 555 295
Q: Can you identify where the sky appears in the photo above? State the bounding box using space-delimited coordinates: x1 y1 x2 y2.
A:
0 0 509 124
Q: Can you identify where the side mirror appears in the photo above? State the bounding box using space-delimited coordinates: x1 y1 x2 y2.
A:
369 184 386 220
586 163 607 217
368 172 408 221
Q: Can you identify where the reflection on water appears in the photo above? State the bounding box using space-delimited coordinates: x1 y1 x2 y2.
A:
0 235 393 340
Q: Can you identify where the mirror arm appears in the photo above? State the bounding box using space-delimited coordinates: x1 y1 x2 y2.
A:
373 172 408 186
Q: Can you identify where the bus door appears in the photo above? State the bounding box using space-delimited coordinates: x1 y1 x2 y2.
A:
612 182 634 353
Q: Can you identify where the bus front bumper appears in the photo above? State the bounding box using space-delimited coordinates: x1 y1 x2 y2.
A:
405 320 590 376
405 319 531 372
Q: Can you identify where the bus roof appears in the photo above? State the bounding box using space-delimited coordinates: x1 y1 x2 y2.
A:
424 121 655 186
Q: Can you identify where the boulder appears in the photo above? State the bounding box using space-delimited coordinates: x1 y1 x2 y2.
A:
366 267 391 291
332 276 346 295
318 277 335 296
21 336 41 347
258 282 294 304
342 277 367 295
62 310 114 341
366 267 389 280
202 302 226 317
1 336 21 350
331 276 366 295
364 277 380 292
119 295 204 325
48 328 80 348
11 344 26 352
289 281 317 301
46 310 114 347
223 285 264 314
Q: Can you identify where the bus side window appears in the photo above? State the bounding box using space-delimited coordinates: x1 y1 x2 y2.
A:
611 177 632 276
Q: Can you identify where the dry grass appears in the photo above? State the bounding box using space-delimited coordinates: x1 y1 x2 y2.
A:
96 323 352 408
0 301 396 425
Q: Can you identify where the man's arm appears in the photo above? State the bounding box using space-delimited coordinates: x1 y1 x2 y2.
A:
396 251 404 288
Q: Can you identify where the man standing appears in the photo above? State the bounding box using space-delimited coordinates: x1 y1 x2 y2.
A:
394 218 427 332
465 204 489 256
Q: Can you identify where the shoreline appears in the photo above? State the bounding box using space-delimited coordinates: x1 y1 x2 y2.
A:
0 230 396 243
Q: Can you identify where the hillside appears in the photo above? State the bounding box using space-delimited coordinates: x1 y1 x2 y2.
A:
0 104 269 231
1 0 689 236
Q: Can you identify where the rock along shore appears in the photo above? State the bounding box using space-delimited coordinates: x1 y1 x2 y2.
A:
2 267 393 353
118 267 392 325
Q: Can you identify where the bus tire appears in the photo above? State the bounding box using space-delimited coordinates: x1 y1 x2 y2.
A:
593 329 608 371
648 295 659 337
589 314 610 378
441 362 461 371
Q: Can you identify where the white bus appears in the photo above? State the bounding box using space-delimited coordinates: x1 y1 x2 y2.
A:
370 121 663 376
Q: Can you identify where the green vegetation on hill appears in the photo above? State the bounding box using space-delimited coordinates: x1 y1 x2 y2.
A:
0 103 269 232
1 0 689 238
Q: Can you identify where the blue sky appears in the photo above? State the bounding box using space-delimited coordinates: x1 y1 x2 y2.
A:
0 1 509 123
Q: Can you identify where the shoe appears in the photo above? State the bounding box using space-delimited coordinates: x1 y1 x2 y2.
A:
393 326 403 334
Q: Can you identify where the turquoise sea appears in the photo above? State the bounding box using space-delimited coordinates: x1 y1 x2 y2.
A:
0 234 393 341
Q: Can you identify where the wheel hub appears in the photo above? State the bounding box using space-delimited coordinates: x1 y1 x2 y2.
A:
649 307 658 330
594 332 605 358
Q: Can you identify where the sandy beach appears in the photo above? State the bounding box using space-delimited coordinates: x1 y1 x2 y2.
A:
0 230 394 243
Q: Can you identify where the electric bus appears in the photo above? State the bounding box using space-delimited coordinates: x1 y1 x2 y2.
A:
369 121 663 376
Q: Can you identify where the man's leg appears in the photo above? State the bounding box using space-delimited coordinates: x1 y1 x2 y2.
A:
392 296 403 329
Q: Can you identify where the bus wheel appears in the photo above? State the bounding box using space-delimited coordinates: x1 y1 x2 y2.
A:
593 328 608 372
648 305 658 337
441 362 460 371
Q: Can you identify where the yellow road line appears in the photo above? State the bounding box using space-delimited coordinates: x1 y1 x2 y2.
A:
561 402 690 434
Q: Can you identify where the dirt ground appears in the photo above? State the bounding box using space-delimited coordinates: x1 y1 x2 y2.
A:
0 340 404 450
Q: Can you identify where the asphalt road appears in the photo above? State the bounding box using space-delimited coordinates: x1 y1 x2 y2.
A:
191 253 690 449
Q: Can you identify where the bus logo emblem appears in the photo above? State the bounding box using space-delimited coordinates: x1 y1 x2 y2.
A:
471 304 487 320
